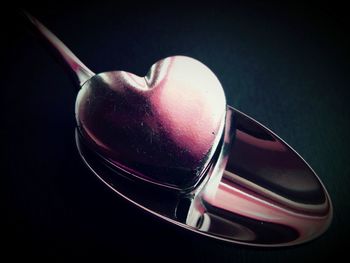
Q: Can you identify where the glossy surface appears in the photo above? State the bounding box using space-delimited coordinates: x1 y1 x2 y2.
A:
76 56 226 190
24 12 94 85
26 13 332 247
76 106 332 246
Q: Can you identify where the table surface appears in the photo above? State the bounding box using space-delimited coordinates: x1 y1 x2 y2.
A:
2 3 349 261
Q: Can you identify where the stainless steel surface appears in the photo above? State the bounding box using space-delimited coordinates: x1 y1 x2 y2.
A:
25 12 332 247
76 56 226 190
76 106 332 246
24 12 94 85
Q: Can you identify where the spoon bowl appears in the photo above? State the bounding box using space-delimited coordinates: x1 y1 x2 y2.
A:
76 106 332 246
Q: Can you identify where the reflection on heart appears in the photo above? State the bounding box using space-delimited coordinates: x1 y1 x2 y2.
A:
76 56 226 190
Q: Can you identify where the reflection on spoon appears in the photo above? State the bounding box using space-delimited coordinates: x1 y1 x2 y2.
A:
186 107 331 246
25 12 332 247
77 106 332 246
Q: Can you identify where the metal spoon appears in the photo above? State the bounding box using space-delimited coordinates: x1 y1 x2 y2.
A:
25 13 332 247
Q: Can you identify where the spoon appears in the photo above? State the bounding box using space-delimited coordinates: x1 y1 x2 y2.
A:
25 13 332 247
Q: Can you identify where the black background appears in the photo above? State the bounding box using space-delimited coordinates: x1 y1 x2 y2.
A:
2 1 349 261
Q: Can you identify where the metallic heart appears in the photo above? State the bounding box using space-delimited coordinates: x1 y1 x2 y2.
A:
76 56 226 190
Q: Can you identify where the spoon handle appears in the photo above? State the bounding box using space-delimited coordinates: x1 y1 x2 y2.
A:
23 11 94 86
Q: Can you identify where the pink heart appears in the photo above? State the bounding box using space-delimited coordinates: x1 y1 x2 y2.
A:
76 56 226 190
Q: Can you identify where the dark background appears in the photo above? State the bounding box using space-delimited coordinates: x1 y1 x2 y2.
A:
2 1 349 261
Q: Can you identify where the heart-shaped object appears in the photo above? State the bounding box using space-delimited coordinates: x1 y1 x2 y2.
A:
76 56 226 190
26 13 332 247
